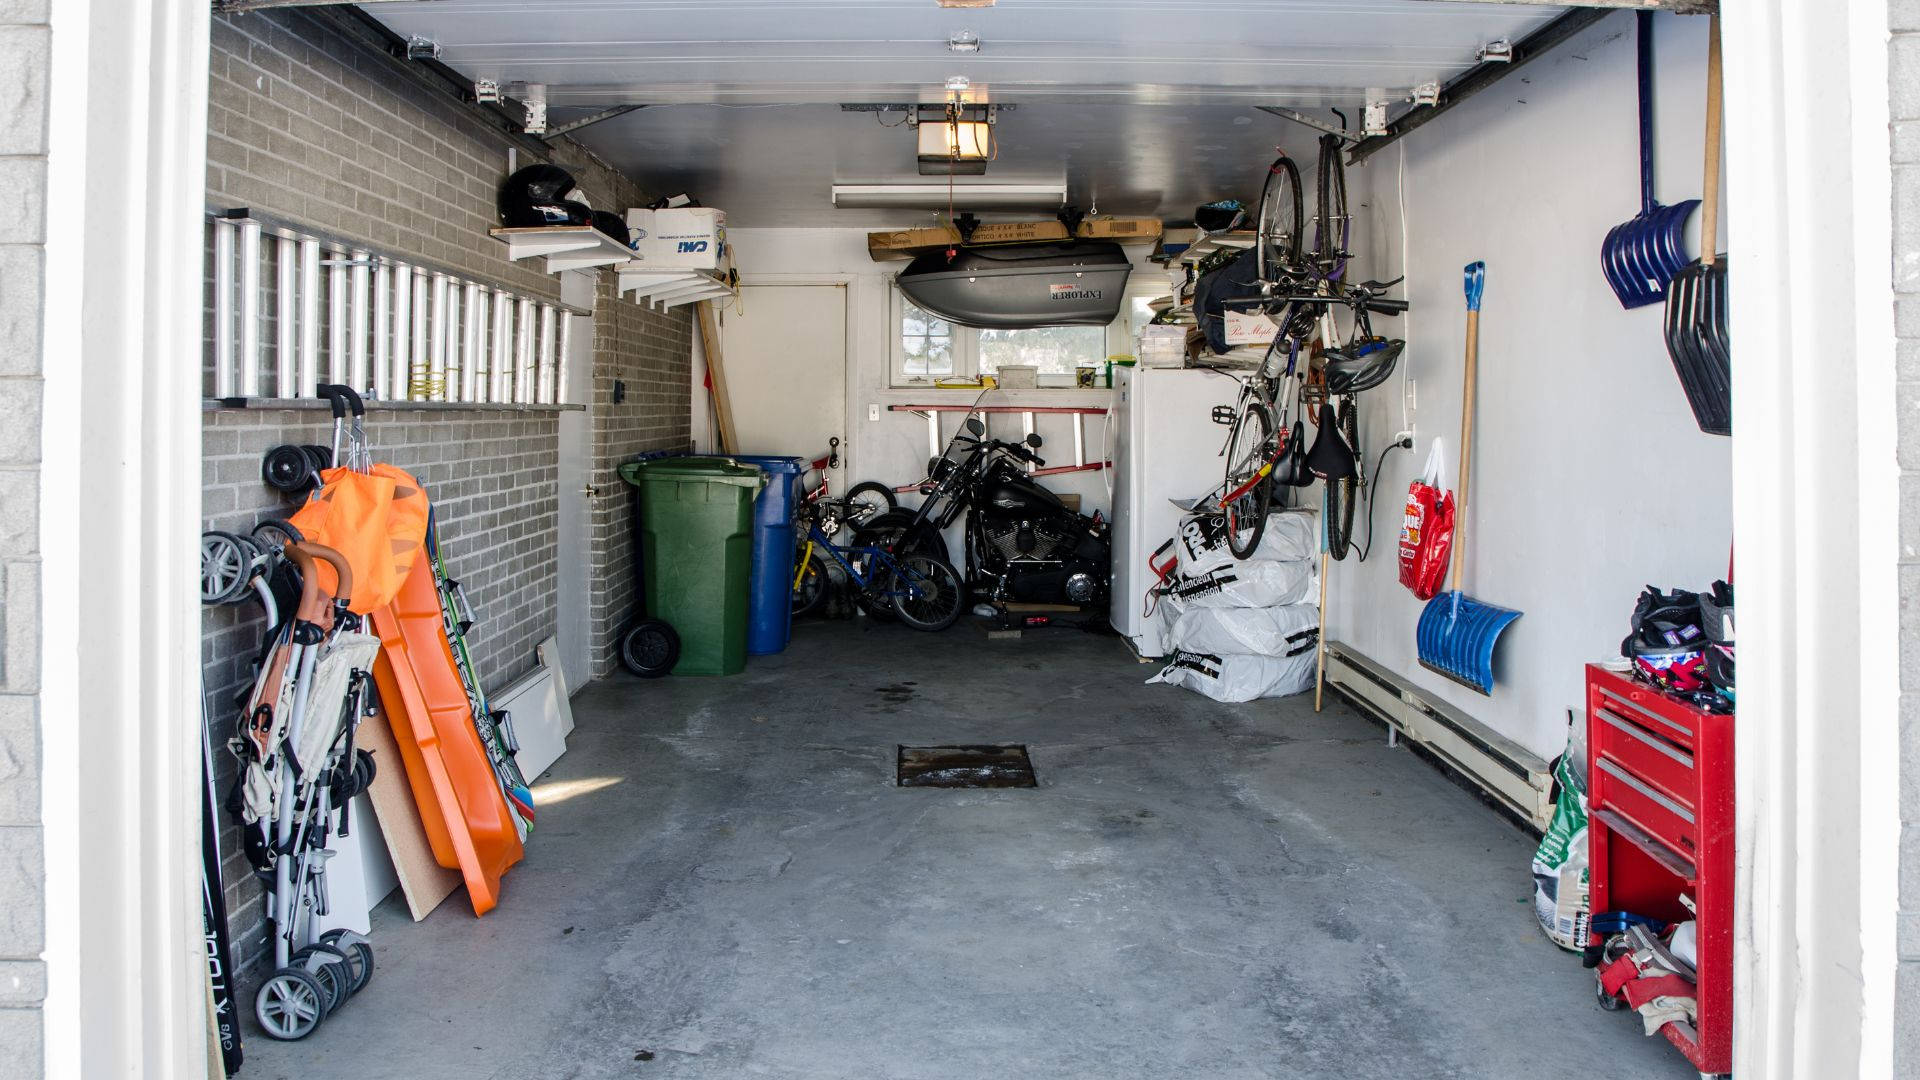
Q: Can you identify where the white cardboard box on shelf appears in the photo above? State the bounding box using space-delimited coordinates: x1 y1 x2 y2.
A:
994 365 1039 389
625 207 727 268
1223 309 1280 346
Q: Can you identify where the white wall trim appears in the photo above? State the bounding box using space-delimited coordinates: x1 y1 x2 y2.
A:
40 0 211 1075
1724 1 1899 1075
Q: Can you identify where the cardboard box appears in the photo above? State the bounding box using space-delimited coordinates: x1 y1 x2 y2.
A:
867 217 1162 261
625 207 727 268
1223 309 1281 346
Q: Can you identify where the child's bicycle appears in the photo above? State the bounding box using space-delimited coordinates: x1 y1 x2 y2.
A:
800 437 896 529
791 496 963 631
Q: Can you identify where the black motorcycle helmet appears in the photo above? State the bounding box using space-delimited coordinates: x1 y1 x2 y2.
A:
590 209 633 247
499 164 592 228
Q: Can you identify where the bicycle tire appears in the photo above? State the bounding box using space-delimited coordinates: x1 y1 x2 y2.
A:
843 481 897 527
792 550 829 617
1313 134 1351 278
1326 397 1360 561
1223 400 1275 560
1255 156 1304 286
890 554 964 632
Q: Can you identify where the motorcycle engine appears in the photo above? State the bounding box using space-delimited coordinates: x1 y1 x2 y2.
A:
989 519 1072 563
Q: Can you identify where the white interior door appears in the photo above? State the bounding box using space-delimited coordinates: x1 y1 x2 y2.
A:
723 283 847 471
555 271 596 693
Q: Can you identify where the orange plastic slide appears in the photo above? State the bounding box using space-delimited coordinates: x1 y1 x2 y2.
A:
369 552 523 915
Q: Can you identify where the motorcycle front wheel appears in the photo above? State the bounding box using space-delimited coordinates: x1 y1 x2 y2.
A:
890 555 965 632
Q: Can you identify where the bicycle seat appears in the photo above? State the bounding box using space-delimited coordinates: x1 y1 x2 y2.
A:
1323 337 1405 394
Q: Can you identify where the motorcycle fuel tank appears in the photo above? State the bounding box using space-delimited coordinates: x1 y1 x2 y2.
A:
895 242 1132 329
987 477 1065 515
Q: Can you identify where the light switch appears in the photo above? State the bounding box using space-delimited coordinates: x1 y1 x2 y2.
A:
868 403 880 422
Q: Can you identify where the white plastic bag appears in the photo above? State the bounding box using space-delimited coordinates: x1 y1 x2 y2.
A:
1158 559 1316 612
1146 647 1317 703
1173 507 1316 577
1165 603 1320 658
1531 727 1590 951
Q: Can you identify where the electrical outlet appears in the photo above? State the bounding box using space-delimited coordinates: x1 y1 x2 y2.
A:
867 403 880 422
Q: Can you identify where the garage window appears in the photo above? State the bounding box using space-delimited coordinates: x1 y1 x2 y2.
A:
892 292 1110 388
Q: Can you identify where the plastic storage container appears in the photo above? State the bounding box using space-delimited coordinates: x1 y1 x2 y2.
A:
727 455 808 655
621 458 764 676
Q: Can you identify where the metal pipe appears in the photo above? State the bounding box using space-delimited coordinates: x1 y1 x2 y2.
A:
537 304 557 403
556 309 572 406
348 250 370 394
275 235 297 398
515 297 535 403
213 219 235 397
237 219 262 398
328 250 347 385
297 238 321 397
462 282 483 402
371 261 391 399
491 288 512 404
429 273 449 401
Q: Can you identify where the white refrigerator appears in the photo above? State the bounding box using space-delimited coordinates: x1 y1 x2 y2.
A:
1108 365 1239 657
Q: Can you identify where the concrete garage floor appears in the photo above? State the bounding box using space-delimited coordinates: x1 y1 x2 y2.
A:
243 619 1690 1080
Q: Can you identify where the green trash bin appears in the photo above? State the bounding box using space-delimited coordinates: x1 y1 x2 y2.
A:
620 457 766 676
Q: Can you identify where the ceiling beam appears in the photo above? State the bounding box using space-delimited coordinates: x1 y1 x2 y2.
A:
212 0 432 12
541 104 649 141
1346 6 1615 165
1412 0 1714 11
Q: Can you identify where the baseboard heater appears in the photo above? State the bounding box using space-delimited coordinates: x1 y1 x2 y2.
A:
1323 641 1554 831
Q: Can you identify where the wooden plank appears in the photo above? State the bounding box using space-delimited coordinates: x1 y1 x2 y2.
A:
867 217 1162 261
358 706 460 921
696 300 738 453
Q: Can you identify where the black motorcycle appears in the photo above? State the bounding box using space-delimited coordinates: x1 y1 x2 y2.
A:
860 408 1110 609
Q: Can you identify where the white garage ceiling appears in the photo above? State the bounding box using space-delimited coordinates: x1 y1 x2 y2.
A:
363 0 1575 225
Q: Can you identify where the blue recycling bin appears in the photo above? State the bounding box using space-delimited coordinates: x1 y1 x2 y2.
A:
729 455 808 655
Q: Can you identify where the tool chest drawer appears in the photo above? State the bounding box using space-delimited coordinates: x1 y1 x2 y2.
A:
1584 663 1734 1076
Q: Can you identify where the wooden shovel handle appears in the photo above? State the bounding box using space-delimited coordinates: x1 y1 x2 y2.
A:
1701 15 1722 269
1453 307 1478 596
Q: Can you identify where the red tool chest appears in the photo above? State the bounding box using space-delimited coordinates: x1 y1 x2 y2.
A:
1585 663 1734 1075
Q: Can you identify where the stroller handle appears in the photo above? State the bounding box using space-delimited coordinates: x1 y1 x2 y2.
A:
284 542 354 625
315 383 365 419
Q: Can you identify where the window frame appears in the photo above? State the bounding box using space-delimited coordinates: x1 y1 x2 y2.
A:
889 285 1154 389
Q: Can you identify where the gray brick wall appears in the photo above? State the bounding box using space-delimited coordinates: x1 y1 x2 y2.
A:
1898 2 1920 1073
199 8 691 977
0 0 46 1073
588 275 693 677
201 406 560 972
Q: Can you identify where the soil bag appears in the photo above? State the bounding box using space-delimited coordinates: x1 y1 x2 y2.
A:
1174 507 1317 578
1164 602 1320 659
1531 732 1590 951
1147 647 1317 703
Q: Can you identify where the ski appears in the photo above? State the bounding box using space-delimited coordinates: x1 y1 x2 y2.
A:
424 508 535 836
200 694 243 1075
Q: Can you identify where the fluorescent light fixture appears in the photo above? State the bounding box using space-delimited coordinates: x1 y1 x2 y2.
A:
831 183 1066 210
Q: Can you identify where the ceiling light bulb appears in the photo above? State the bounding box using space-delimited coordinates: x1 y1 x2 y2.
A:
948 30 980 53
945 75 972 92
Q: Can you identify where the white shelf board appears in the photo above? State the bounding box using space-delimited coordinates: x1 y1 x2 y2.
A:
1178 229 1257 265
615 265 735 309
490 226 638 273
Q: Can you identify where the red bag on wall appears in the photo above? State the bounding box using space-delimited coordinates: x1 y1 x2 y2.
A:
1398 439 1454 601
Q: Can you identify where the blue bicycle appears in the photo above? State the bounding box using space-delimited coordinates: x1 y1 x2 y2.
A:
792 497 964 631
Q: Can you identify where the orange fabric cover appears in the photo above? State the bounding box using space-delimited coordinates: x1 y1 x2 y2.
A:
288 464 430 614
368 552 523 915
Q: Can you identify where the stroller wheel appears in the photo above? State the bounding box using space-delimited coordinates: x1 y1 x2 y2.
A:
292 944 354 1012
255 967 329 1040
200 531 253 605
251 517 304 554
319 929 375 995
619 618 680 679
261 444 318 494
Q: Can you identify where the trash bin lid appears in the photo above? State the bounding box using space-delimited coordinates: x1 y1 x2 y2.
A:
729 454 809 476
621 457 766 489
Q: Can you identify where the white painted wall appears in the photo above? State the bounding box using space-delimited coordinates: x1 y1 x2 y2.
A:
725 227 1140 520
1329 11 1731 760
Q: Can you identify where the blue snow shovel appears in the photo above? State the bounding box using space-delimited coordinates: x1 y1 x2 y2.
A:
1600 11 1700 309
1416 262 1520 694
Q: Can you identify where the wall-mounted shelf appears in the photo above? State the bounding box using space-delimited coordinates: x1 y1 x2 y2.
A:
490 226 637 273
615 266 736 309
1178 229 1255 265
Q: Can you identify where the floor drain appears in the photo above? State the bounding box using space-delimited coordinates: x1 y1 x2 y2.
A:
896 744 1038 788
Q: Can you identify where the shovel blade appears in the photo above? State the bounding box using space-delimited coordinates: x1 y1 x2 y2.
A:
1416 590 1522 695
1602 199 1700 310
1661 257 1731 435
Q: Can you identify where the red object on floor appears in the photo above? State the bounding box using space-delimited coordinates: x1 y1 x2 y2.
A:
1586 664 1733 1075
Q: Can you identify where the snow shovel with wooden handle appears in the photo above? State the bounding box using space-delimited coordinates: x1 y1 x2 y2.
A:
1416 262 1521 695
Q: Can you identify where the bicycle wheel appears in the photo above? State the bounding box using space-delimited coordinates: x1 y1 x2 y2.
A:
1255 156 1304 286
890 554 964 632
1326 397 1360 561
792 550 829 617
1313 134 1351 277
1222 399 1275 560
843 481 897 527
